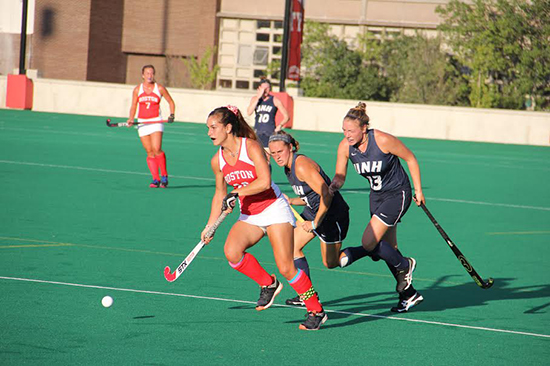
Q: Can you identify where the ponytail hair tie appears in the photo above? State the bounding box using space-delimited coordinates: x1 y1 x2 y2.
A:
226 105 239 116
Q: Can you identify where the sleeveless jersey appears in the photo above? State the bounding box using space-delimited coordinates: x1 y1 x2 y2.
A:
254 95 278 135
349 129 411 194
219 138 280 215
137 83 162 120
285 154 349 220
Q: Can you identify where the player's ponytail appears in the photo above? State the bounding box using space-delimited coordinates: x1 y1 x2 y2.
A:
344 102 370 128
208 106 258 140
268 131 300 152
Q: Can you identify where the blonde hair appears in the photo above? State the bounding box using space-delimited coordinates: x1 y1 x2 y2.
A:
344 102 370 128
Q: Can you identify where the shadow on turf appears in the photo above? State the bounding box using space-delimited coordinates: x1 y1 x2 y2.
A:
311 276 550 329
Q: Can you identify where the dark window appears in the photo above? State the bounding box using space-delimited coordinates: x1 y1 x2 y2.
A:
236 80 250 89
256 33 270 42
272 46 281 55
257 20 270 29
219 79 232 88
274 21 283 29
274 34 283 43
254 69 266 78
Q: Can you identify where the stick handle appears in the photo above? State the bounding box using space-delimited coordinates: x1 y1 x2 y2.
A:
290 205 304 223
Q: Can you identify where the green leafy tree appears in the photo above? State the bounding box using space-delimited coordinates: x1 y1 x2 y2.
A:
183 46 220 90
369 33 470 106
437 0 550 110
301 21 390 100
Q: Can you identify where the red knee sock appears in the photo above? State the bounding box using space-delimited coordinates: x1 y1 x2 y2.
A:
289 269 323 313
229 253 273 287
156 152 168 177
146 157 160 180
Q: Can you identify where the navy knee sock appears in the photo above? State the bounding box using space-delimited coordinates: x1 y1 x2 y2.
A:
368 241 409 271
294 256 311 279
341 245 370 266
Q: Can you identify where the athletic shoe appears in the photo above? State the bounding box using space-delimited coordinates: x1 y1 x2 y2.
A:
149 179 160 188
395 257 416 293
285 295 305 307
160 176 169 188
255 276 282 311
391 292 424 313
299 311 328 331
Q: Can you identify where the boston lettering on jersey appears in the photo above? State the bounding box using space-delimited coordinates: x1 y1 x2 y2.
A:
224 170 255 184
139 95 159 103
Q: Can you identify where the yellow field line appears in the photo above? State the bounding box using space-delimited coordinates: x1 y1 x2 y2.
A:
487 231 550 236
0 236 462 285
0 243 74 249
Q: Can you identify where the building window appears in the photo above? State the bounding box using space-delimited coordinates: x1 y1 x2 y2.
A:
253 47 269 66
236 80 250 89
217 18 284 91
219 79 233 88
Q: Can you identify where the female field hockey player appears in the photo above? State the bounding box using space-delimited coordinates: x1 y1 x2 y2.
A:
202 105 326 330
127 65 175 188
268 131 370 307
246 78 290 149
330 102 424 313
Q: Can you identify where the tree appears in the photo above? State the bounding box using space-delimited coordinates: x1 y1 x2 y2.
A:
183 46 220 90
358 32 470 106
437 0 550 110
300 21 391 100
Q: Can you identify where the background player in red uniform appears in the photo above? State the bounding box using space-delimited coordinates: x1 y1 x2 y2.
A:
202 105 326 330
127 65 175 188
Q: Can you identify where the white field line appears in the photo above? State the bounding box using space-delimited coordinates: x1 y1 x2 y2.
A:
0 160 214 181
1 159 549 211
0 276 548 339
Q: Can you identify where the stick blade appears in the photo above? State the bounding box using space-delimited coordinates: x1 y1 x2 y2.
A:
164 266 177 282
481 278 495 289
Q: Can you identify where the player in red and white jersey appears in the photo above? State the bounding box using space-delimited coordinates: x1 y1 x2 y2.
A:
127 65 175 188
201 105 327 330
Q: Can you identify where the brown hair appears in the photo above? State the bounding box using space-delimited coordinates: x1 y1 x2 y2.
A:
141 64 155 74
268 130 300 152
344 102 370 128
208 106 258 140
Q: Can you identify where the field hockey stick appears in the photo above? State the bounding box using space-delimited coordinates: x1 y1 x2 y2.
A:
418 200 494 289
105 118 169 127
290 205 304 223
163 208 232 282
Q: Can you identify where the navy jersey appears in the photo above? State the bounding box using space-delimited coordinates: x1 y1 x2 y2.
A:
285 154 349 221
254 95 278 135
349 129 411 194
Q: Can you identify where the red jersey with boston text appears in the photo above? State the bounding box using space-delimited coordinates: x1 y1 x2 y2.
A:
137 83 161 119
219 138 279 215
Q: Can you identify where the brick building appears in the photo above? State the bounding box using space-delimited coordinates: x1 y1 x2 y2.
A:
1 0 450 90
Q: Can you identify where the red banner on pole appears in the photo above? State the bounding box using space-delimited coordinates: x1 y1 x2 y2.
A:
287 0 304 81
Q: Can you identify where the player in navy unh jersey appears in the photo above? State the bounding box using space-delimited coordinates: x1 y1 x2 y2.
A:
127 65 175 188
202 105 326 330
330 102 425 313
247 78 290 149
269 131 371 306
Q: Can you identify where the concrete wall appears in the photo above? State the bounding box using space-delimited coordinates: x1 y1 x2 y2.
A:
1 76 549 146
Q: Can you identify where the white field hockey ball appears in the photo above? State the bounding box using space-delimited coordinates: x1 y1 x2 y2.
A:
101 296 113 308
